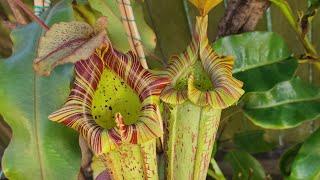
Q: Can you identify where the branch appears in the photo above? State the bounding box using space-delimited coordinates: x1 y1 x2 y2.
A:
6 0 28 24
12 0 49 31
216 0 270 39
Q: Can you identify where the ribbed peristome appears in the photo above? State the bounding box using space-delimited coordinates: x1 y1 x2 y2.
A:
160 16 244 108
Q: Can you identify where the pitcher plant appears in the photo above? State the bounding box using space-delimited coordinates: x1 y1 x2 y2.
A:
32 0 244 179
160 1 244 179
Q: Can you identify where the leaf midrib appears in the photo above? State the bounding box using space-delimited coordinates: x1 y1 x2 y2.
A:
244 96 320 109
33 41 45 180
233 57 293 74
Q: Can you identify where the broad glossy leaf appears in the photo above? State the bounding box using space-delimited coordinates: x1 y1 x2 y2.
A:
280 143 302 177
0 2 81 179
289 128 320 179
234 130 276 154
88 0 156 53
225 150 266 180
213 32 298 92
242 78 320 129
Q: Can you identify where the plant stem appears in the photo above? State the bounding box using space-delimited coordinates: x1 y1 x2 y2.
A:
223 0 227 8
270 0 319 70
266 8 272 31
12 0 49 31
207 169 220 179
183 0 193 35
210 159 226 180
298 30 318 56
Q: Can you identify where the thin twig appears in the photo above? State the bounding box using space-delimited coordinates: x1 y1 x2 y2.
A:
117 0 148 69
6 0 28 24
12 0 49 31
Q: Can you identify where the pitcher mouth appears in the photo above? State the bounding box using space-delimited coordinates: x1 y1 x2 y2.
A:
49 43 169 154
91 63 142 130
160 16 244 108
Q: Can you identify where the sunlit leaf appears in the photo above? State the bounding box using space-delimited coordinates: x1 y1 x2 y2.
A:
242 78 320 129
213 32 298 92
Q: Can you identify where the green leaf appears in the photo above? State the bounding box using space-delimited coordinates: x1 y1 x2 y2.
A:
234 130 276 154
242 78 320 129
225 150 266 180
88 0 156 53
269 0 298 30
309 0 320 6
280 143 302 177
289 128 320 179
213 32 298 92
0 2 81 180
143 0 192 60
